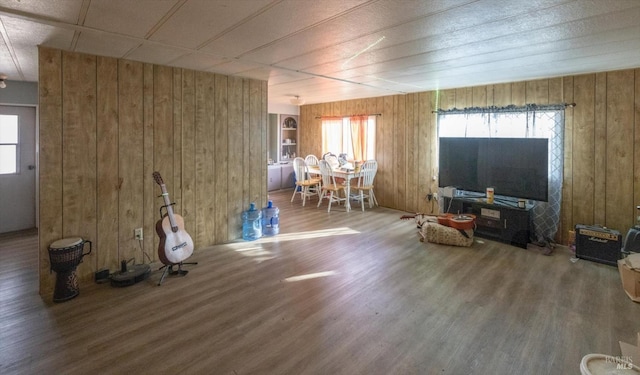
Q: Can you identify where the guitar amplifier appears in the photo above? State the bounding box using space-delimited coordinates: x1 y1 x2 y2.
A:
575 224 622 266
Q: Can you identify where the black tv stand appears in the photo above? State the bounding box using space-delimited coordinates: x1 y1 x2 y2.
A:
443 196 531 249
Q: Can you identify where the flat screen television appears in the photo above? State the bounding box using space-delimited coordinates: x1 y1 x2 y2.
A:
438 137 549 202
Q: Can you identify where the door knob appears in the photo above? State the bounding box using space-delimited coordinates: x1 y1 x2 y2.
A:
28 165 35 170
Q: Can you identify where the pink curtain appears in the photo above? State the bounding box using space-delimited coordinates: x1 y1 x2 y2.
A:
350 115 368 161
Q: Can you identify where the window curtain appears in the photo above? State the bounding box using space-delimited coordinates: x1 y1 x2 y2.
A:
349 115 369 161
437 104 565 247
322 116 376 160
322 118 343 155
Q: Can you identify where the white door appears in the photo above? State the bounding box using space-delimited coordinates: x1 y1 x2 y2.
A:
0 105 36 233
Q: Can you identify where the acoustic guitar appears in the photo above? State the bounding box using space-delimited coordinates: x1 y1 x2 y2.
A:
153 172 194 265
401 213 476 231
437 213 476 230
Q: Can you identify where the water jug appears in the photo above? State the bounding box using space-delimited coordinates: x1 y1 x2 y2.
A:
262 200 280 236
242 202 262 240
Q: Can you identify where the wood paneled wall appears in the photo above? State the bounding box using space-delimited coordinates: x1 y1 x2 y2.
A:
38 47 268 296
299 69 640 245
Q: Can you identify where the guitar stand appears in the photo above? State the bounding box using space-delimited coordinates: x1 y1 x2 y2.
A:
158 261 198 286
158 202 175 220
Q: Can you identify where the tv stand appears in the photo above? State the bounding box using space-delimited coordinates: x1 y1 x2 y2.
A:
443 197 531 249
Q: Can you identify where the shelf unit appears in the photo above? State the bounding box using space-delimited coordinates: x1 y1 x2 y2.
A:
280 114 298 162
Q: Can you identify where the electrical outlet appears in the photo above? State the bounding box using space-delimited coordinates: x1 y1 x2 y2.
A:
134 227 143 240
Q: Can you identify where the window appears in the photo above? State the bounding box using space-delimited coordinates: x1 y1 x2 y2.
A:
438 111 557 139
321 115 376 160
0 115 19 174
437 105 566 247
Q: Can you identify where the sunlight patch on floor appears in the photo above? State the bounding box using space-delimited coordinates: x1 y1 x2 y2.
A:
227 227 360 263
256 227 360 243
284 270 337 282
227 227 360 249
232 245 275 263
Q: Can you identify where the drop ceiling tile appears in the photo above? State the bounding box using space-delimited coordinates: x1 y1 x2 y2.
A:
168 52 228 72
125 42 190 66
0 0 84 23
213 62 272 81
215 63 271 81
265 69 315 85
239 0 531 65
74 31 140 59
1 16 75 51
198 0 372 58
147 0 274 50
0 17 75 80
83 0 182 38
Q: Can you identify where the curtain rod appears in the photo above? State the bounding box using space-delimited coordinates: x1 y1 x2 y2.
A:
431 103 576 114
315 113 382 119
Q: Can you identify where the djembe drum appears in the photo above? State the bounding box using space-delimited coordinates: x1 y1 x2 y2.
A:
48 237 92 303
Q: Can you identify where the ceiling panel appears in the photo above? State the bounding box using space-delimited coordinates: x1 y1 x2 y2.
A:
168 52 229 72
83 0 182 38
290 0 640 78
74 31 141 60
125 43 191 66
0 0 84 24
198 0 373 58
0 0 638 105
148 0 274 50
300 4 640 85
0 17 75 80
210 59 273 79
243 0 570 67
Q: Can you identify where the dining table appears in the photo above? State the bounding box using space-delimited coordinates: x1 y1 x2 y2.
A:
308 165 362 212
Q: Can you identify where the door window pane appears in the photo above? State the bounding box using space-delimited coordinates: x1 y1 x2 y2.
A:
0 115 18 143
0 115 18 174
0 145 17 173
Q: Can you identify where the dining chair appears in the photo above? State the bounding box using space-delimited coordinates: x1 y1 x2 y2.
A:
323 152 346 184
323 153 340 170
352 159 378 211
304 154 321 195
291 157 321 206
317 159 346 212
304 154 319 167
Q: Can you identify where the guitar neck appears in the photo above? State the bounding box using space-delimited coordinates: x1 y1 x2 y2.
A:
159 184 179 232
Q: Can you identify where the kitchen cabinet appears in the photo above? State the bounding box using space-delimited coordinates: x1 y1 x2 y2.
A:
267 164 296 191
267 165 282 191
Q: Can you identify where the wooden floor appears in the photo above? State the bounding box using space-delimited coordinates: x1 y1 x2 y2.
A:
1 189 639 374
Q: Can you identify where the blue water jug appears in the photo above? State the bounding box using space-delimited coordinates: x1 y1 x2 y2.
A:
242 202 262 240
262 200 279 236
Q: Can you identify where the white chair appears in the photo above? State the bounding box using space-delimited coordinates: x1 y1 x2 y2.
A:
304 154 319 167
317 159 346 212
323 153 340 170
290 157 321 206
352 160 378 211
304 154 321 195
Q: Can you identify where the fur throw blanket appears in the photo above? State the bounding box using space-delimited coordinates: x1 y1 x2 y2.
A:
401 213 474 247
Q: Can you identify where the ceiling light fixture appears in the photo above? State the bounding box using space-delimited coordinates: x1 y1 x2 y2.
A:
0 74 6 89
290 95 305 106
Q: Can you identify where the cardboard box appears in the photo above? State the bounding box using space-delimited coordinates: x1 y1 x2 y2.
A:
618 256 640 302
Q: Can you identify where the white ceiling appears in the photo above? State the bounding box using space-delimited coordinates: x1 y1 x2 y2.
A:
0 0 639 106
